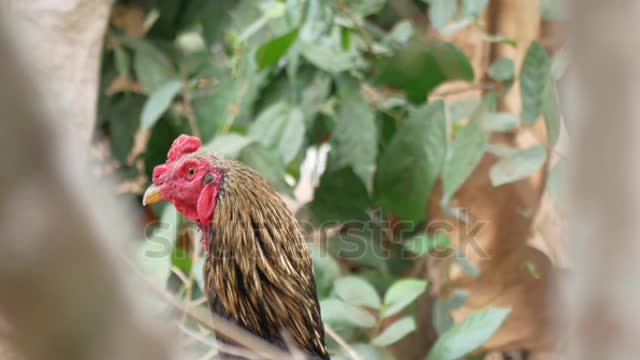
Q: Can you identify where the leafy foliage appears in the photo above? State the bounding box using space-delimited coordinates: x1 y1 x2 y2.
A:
99 0 565 357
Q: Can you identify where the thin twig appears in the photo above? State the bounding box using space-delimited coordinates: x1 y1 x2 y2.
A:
177 323 259 360
430 82 496 98
324 325 363 360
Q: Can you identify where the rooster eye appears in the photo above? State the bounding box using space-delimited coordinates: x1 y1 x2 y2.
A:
187 168 195 177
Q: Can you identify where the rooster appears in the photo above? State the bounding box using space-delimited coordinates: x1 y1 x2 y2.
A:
142 135 329 359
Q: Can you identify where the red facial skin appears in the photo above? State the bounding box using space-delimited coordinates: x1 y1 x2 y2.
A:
150 135 222 251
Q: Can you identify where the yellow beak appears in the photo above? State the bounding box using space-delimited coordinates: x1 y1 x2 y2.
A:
142 184 162 206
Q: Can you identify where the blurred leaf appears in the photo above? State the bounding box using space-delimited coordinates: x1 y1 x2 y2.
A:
193 256 205 291
442 119 486 203
547 159 567 203
238 143 293 196
520 41 550 123
340 27 351 50
461 0 489 18
480 112 520 132
328 230 387 271
320 298 377 328
439 18 474 37
328 78 378 185
490 145 547 186
310 167 371 224
453 251 480 277
193 80 239 143
375 41 474 103
114 46 130 78
385 20 413 45
429 0 456 30
301 71 332 119
433 290 469 335
334 276 382 309
140 80 183 129
542 82 561 146
486 144 517 158
129 39 178 93
374 101 447 222
372 317 416 347
301 42 358 73
345 343 394 360
249 103 306 164
309 243 342 298
341 0 386 16
539 0 567 20
449 98 480 122
171 245 192 276
136 205 178 287
427 308 511 360
551 47 569 80
204 133 254 158
487 57 514 81
108 95 145 163
404 232 451 256
256 28 299 70
382 279 428 318
260 1 287 18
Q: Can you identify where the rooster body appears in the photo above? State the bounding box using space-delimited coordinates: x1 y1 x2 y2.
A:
143 135 329 359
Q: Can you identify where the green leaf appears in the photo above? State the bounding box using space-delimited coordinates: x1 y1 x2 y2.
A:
539 0 567 21
238 143 292 196
372 317 417 347
433 290 469 335
487 57 515 81
255 28 299 71
542 83 561 146
192 80 238 143
480 112 520 132
341 0 386 16
404 232 451 256
301 42 358 73
334 276 382 309
320 298 377 328
374 101 447 222
429 0 456 30
328 78 378 185
547 159 567 203
427 307 511 360
114 46 130 78
520 42 550 123
375 41 474 103
130 39 178 93
328 230 387 271
309 244 342 296
453 251 480 277
140 80 183 129
310 167 371 224
490 145 547 186
108 95 145 163
442 119 487 203
386 20 413 45
382 279 428 318
308 243 342 298
461 0 489 18
136 205 178 287
249 103 306 164
204 134 254 158
449 98 480 122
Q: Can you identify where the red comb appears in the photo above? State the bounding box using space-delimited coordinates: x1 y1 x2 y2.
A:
167 134 201 161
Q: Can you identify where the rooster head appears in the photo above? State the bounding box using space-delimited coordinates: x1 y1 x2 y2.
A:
142 134 223 225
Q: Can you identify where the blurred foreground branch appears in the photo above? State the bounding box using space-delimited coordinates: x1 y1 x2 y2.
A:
569 1 640 359
0 17 171 360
